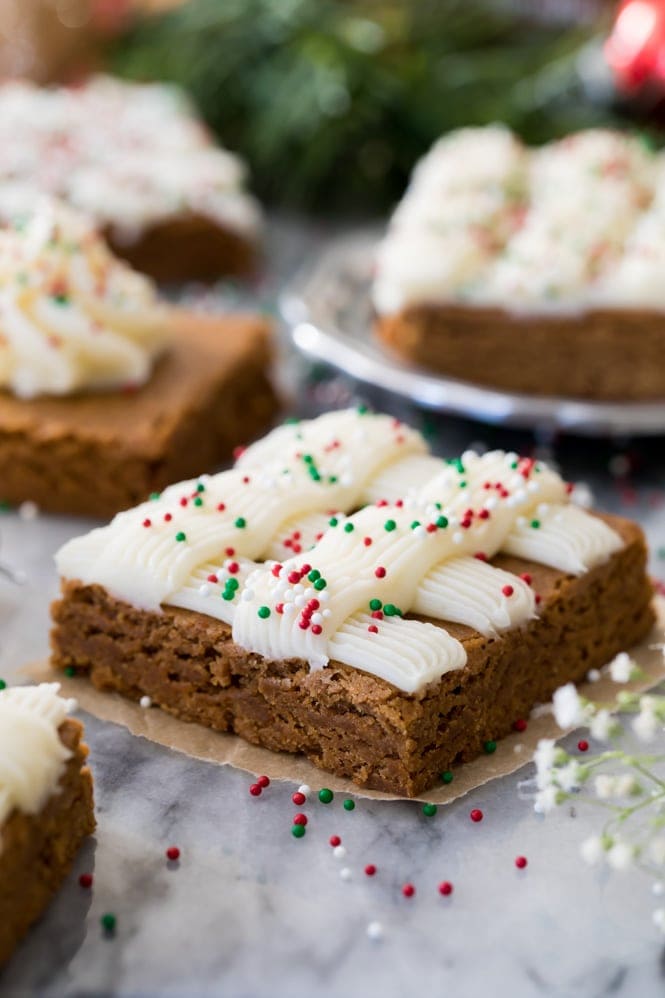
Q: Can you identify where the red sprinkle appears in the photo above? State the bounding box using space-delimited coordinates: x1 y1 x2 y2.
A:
292 792 306 806
233 446 246 460
249 783 262 797
402 883 416 898
166 846 180 862
207 574 218 583
311 624 323 635
293 813 308 826
438 881 453 896
502 585 514 597
578 740 589 752
272 564 282 577
363 537 373 546
474 552 488 561
374 566 386 579
217 503 226 512
470 808 483 823
520 573 532 586
275 603 284 615
513 718 528 732
227 562 240 574
368 624 378 634
242 476 251 485
142 519 151 528
515 856 528 869
225 547 235 557
478 509 490 520
364 864 377 876
79 873 93 888
164 513 172 522
329 835 341 847
257 775 270 788
179 497 188 507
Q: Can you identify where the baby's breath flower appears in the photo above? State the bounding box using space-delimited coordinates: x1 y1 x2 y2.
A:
534 785 560 814
615 774 639 797
590 708 616 741
557 761 583 792
608 652 635 684
595 774 617 799
607 841 636 871
580 835 605 865
633 697 659 743
552 683 591 730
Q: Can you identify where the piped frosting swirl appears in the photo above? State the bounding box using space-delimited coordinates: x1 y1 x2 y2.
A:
0 198 169 398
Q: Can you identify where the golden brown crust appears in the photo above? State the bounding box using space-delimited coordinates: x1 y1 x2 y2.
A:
375 304 665 401
0 719 95 968
106 214 257 283
0 309 278 516
50 513 655 796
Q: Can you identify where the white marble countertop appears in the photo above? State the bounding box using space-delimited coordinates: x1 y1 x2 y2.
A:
3 219 665 997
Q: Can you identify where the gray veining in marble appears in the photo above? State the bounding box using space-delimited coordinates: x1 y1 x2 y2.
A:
2 218 665 998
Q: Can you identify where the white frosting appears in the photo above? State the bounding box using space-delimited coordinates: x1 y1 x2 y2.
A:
373 126 665 314
0 76 261 241
56 411 623 694
0 684 77 832
0 198 170 398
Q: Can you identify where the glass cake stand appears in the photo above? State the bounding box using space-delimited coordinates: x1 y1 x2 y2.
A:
281 230 665 437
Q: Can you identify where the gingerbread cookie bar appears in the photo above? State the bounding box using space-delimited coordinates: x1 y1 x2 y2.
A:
373 127 665 400
0 76 260 281
0 199 276 516
0 684 95 967
52 410 655 795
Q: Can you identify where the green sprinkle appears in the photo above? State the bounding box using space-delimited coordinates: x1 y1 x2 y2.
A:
328 475 338 484
284 416 300 425
308 468 321 482
436 515 449 528
383 603 402 617
441 771 454 784
258 606 271 619
193 497 203 507
303 454 313 464
149 492 161 501
318 788 334 804
308 569 321 582
52 293 69 305
100 913 116 933
0 500 11 512
64 667 76 678
530 519 541 529
196 483 205 493
369 598 382 611
343 799 355 811
422 803 438 817
384 519 396 532
484 740 497 754
0 679 6 690
328 517 338 527
449 457 465 474
222 591 235 601
344 523 354 533
175 531 186 542
227 578 240 590
357 405 368 414
459 481 467 488
234 517 246 529
291 824 306 838
410 520 421 529
510 460 518 469
313 578 327 591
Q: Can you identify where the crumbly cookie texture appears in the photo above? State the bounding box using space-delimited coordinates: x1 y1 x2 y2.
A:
373 126 665 314
51 410 655 793
0 684 95 967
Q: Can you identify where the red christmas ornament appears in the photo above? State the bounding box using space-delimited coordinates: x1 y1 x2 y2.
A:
605 0 665 92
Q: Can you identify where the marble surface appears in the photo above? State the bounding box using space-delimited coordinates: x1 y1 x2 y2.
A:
3 219 665 997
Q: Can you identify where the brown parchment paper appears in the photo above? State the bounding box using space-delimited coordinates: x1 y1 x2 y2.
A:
27 597 665 804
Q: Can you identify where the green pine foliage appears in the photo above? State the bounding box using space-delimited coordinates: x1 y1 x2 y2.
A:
112 0 619 212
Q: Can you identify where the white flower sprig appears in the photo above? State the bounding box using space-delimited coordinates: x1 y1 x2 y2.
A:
528 651 665 933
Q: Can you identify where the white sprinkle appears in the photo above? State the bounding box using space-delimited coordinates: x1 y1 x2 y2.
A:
198 584 210 597
339 867 352 881
294 584 304 595
241 589 254 602
452 532 463 545
18 500 38 520
139 696 152 709
283 603 296 614
513 744 523 754
485 497 498 511
526 481 540 493
516 516 527 528
311 612 323 626
298 784 311 795
413 526 426 539
322 609 332 618
294 595 306 608
340 474 353 487
333 845 347 860
367 921 384 941
586 668 601 683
